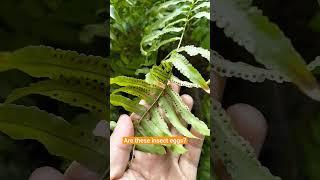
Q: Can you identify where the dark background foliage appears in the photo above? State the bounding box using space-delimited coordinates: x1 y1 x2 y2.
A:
214 0 320 179
0 0 106 179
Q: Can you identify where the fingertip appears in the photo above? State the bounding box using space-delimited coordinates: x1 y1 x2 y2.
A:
227 103 268 154
65 162 100 180
170 83 181 93
29 167 64 180
113 114 134 137
93 120 108 138
181 94 194 110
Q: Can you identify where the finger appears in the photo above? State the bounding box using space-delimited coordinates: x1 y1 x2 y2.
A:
169 83 181 93
64 162 100 180
93 120 109 138
226 103 267 154
110 114 134 180
179 128 204 179
181 94 193 110
29 167 64 180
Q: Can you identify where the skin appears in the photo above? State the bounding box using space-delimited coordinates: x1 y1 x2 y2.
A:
29 79 268 180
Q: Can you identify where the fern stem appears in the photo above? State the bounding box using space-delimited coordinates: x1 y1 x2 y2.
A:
177 0 197 49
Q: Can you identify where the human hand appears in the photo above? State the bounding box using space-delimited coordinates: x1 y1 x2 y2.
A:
110 84 204 180
29 76 267 180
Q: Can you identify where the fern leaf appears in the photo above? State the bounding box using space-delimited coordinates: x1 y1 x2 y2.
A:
0 104 107 174
212 51 288 83
150 108 172 136
141 0 210 56
167 53 209 90
0 46 108 85
193 2 210 11
170 75 201 88
146 37 181 55
158 96 196 138
157 0 190 11
140 116 188 154
135 144 166 155
145 63 172 86
135 126 166 155
166 88 210 136
140 116 165 137
212 99 280 180
213 0 320 101
111 76 160 90
110 94 145 116
177 45 210 61
112 86 156 104
191 11 210 20
147 10 187 32
5 79 107 116
141 27 184 56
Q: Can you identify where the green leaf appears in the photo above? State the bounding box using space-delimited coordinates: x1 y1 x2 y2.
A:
135 144 166 155
0 104 107 174
140 112 187 155
191 11 210 20
0 46 108 85
177 45 210 61
167 53 209 90
212 50 288 83
170 75 201 88
135 127 166 155
214 0 320 101
158 96 196 138
166 88 210 136
5 79 107 116
110 94 145 115
111 76 159 90
112 86 155 104
140 27 184 56
150 108 171 136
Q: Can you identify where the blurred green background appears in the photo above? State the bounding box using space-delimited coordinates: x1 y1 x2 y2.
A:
214 0 320 179
0 0 106 179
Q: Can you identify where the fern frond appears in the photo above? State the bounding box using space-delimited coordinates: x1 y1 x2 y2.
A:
213 0 320 101
5 78 107 116
166 88 210 135
110 0 210 156
110 65 210 154
177 45 210 61
212 99 280 180
139 115 188 154
158 96 197 138
111 76 160 90
140 0 210 56
166 53 209 90
0 46 108 85
170 75 201 88
0 104 107 174
212 51 288 83
110 94 145 116
191 11 210 20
